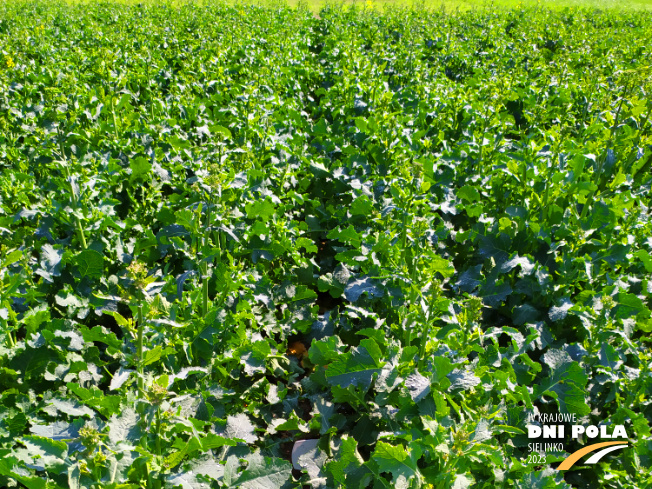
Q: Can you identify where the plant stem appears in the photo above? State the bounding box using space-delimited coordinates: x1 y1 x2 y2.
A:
201 260 209 318
403 306 412 348
400 198 411 269
59 138 88 249
74 218 88 250
201 196 212 317
155 407 162 456
111 95 120 139
137 302 145 392
3 320 15 348
419 288 438 369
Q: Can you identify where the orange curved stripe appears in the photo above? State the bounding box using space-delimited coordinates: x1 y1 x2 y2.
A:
557 442 628 470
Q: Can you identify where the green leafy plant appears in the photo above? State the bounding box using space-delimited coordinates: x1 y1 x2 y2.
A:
0 1 650 488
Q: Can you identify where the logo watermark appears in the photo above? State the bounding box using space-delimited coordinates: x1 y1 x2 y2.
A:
525 412 629 470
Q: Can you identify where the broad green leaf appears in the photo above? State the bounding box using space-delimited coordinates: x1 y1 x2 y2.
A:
635 249 652 272
167 456 226 489
46 398 94 418
0 456 46 489
354 117 368 133
372 441 419 485
22 435 68 470
29 420 83 440
108 408 143 447
245 198 276 221
296 237 318 253
480 278 512 307
615 292 650 319
326 339 384 389
309 335 345 366
143 345 164 366
229 452 292 489
2 249 22 267
500 253 534 274
37 244 63 282
405 372 430 402
447 368 481 391
455 265 483 292
212 124 232 139
130 155 151 181
202 434 238 450
109 367 134 390
105 311 131 328
549 298 573 321
344 276 384 302
533 349 590 415
457 185 481 203
327 225 362 247
494 425 526 435
430 256 455 278
225 413 257 443
81 326 122 349
75 249 104 278
350 195 374 216
294 440 327 482
453 474 474 489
